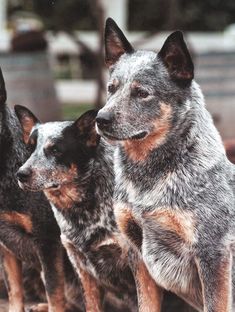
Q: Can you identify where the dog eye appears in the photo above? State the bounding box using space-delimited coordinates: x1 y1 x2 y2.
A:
51 147 61 156
108 84 116 94
137 90 149 98
46 146 62 157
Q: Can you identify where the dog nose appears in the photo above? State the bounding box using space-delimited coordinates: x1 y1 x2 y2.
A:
16 168 32 183
96 111 113 130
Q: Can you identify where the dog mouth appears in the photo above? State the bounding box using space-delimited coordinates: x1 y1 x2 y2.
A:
18 181 40 192
45 183 60 190
130 131 148 140
18 181 61 192
100 130 148 142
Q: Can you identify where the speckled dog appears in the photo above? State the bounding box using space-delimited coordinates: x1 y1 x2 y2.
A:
15 107 138 312
0 68 67 312
96 18 235 312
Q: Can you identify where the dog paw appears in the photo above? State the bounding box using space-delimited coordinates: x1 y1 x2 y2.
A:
27 303 48 312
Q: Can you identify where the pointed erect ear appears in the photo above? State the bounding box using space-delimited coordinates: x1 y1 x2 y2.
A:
105 17 134 67
158 31 194 85
14 105 40 144
0 68 7 106
73 109 100 148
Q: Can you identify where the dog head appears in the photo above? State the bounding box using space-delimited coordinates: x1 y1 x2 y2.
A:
96 18 194 145
15 105 99 191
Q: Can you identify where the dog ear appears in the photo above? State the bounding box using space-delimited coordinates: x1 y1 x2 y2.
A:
158 31 194 84
14 105 40 144
73 109 100 148
105 17 134 67
0 68 7 106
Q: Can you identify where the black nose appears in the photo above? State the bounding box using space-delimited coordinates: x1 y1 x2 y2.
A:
96 111 113 130
16 168 32 183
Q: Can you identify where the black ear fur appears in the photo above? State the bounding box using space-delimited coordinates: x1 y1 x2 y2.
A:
0 68 7 106
158 31 194 85
105 17 134 67
73 109 100 148
14 105 40 144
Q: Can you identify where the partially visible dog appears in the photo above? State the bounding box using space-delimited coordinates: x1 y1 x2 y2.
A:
15 107 138 312
96 18 235 311
0 67 83 312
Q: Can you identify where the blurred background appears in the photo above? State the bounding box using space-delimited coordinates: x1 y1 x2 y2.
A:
0 0 235 159
0 1 235 310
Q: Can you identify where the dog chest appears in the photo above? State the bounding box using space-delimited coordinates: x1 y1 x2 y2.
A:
142 235 202 309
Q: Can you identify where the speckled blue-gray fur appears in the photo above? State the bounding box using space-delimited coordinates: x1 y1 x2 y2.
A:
0 67 83 312
96 18 235 312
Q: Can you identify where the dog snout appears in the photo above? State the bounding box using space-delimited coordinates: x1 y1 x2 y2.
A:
96 111 114 130
16 168 32 183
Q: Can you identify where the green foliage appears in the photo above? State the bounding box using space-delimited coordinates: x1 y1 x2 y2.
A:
62 103 93 120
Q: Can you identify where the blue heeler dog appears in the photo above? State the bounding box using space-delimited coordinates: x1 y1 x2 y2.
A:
0 67 70 312
96 18 235 312
15 107 190 312
15 108 138 312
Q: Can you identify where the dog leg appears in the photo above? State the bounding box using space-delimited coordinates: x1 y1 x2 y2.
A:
195 251 232 312
61 235 103 312
1 248 25 312
132 259 163 312
114 203 162 311
36 242 65 312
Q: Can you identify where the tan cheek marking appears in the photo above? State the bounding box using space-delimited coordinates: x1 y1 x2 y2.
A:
144 208 196 244
45 183 80 210
0 212 33 233
135 261 163 312
123 102 172 162
44 164 80 210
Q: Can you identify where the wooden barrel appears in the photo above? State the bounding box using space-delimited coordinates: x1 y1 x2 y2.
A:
0 51 61 121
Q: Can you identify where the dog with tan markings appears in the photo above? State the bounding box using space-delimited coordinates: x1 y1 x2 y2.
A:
0 67 73 312
15 106 190 312
15 108 138 312
96 18 235 312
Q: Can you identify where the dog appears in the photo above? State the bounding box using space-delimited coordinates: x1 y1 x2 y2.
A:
15 107 138 312
0 67 84 312
96 18 235 312
15 107 191 312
